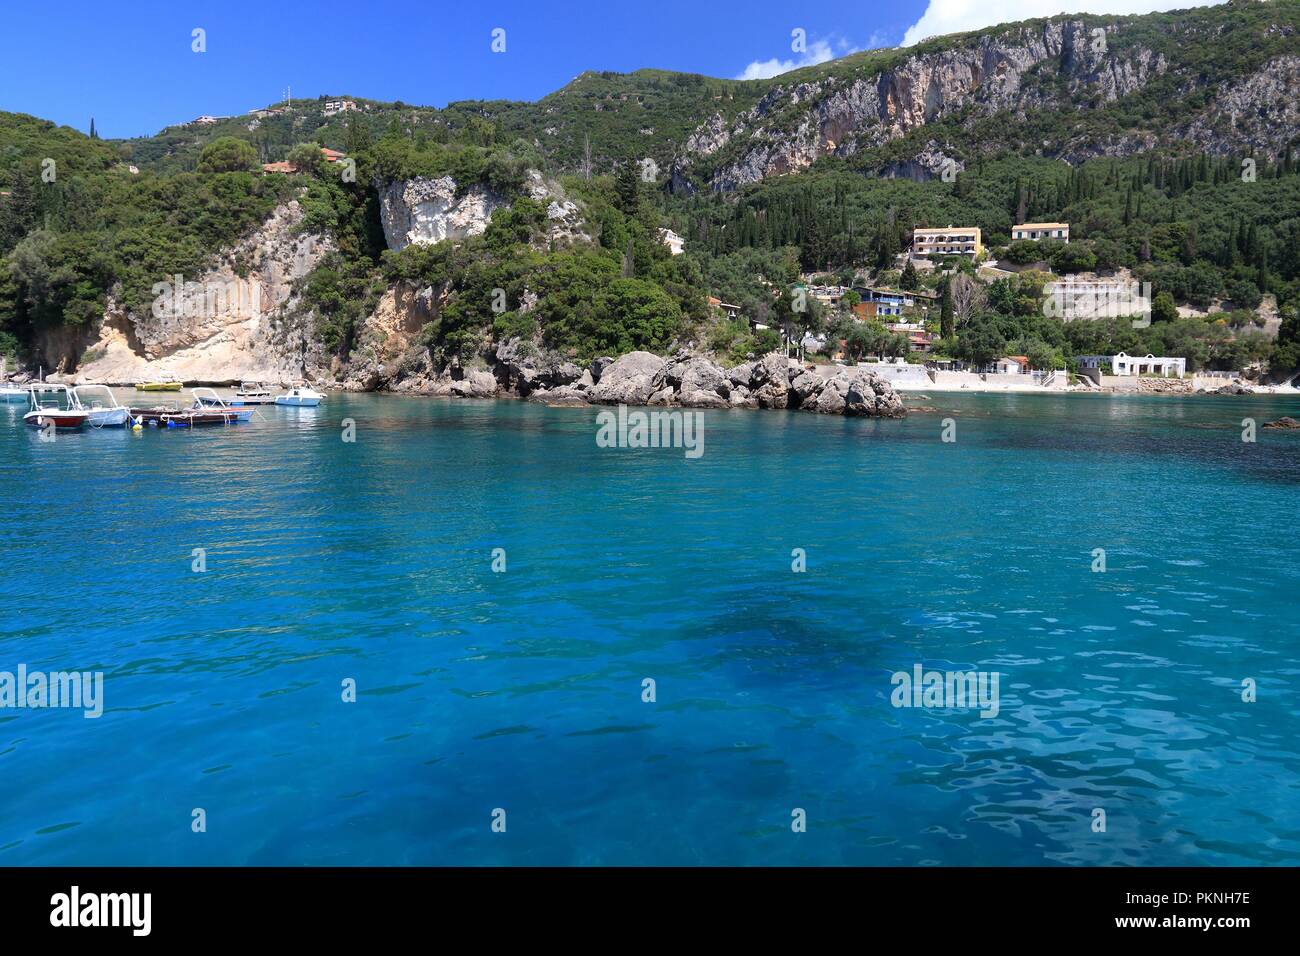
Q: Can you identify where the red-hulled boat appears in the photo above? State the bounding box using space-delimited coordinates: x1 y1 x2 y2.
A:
23 385 89 430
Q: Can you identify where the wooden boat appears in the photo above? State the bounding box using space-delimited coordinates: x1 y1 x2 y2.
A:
23 385 89 430
189 388 253 422
232 381 276 405
129 404 238 427
275 386 323 407
71 384 130 427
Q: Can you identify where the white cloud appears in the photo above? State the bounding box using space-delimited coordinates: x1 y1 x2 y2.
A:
736 38 857 81
900 0 1220 47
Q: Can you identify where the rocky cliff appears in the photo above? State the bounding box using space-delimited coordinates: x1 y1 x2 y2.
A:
378 169 587 251
67 200 336 386
671 10 1297 191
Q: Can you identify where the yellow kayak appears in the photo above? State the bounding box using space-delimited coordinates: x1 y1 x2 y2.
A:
135 381 183 392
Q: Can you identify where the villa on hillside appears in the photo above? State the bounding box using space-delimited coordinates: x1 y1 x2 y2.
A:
323 99 358 116
912 226 981 260
1013 222 1070 242
659 228 685 255
1076 352 1187 377
191 115 227 125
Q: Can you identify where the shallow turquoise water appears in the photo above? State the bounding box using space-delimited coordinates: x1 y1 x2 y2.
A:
1 391 1298 865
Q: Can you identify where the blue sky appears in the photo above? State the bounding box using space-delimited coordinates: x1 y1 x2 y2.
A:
0 0 1217 138
0 0 925 138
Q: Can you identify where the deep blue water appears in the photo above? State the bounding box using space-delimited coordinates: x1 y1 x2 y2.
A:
2 390 1298 866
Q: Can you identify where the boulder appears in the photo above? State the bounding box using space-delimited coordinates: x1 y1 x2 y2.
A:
587 351 666 405
679 389 729 408
1263 416 1300 429
527 385 588 406
809 368 905 418
450 368 498 398
727 362 755 389
590 357 614 382
750 351 797 409
680 357 730 398
789 369 826 406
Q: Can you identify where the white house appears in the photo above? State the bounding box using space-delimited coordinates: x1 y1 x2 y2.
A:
323 99 358 116
1012 222 1070 242
1075 352 1187 377
658 229 685 255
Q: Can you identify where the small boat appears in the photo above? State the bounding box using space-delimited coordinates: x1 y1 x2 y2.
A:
71 384 130 428
23 385 89 430
0 384 27 403
129 402 238 428
232 381 276 405
275 386 323 407
135 375 183 392
189 388 253 422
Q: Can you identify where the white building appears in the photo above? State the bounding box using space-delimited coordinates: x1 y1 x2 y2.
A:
323 99 358 116
658 229 685 255
1076 352 1187 377
1013 222 1069 242
912 226 981 259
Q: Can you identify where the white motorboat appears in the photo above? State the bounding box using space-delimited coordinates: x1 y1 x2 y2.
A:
233 381 276 405
0 384 27 403
70 384 130 427
190 387 253 422
23 385 89 430
275 386 324 407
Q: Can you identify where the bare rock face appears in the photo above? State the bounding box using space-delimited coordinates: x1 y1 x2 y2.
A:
586 351 667 405
69 200 336 386
673 17 1231 191
379 176 504 251
1176 55 1300 159
342 285 439 392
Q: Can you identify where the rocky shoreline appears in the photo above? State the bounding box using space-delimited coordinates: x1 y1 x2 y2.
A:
445 344 908 418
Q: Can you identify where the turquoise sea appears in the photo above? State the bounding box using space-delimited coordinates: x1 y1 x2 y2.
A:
1 391 1298 866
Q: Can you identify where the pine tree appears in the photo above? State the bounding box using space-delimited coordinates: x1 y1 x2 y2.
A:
89 117 97 139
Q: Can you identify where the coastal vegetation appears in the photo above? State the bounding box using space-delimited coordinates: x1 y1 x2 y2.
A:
1 1 1298 378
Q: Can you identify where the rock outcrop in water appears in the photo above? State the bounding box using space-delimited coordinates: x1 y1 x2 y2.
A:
503 346 905 418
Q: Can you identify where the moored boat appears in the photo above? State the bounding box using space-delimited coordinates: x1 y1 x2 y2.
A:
275 386 324 407
71 384 131 428
23 385 89 430
129 403 239 427
189 388 253 422
233 381 276 404
0 384 27 403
